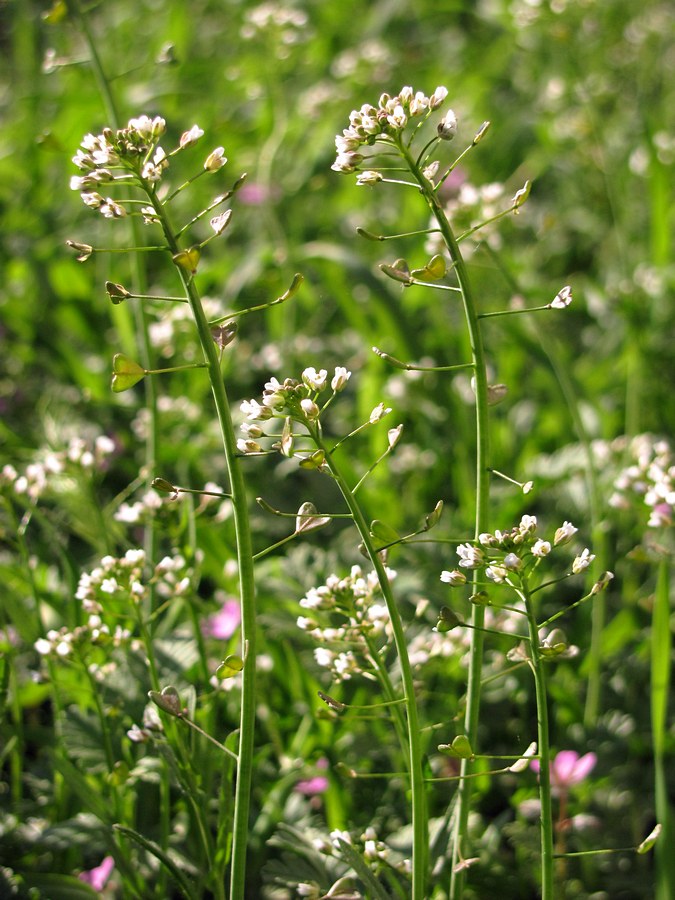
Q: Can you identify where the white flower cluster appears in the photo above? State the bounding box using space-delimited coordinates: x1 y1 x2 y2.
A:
298 565 395 682
441 515 598 586
70 115 221 222
35 549 192 666
71 116 168 217
237 366 352 454
1 435 115 502
610 435 673 528
332 85 451 174
240 2 309 44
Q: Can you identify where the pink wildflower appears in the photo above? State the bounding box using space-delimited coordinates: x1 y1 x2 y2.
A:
531 750 596 796
79 856 115 892
202 599 241 639
295 758 329 797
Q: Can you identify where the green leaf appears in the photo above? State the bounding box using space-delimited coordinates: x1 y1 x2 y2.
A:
114 825 197 899
20 873 99 899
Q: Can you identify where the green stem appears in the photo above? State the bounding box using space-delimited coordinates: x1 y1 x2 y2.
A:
315 429 428 899
396 138 491 894
147 192 257 900
483 244 609 727
521 579 554 899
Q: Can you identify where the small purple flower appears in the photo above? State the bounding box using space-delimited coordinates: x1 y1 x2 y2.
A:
79 856 114 892
532 750 596 796
202 599 241 639
295 758 329 797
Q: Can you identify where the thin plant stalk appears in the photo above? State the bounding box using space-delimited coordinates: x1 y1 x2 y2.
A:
520 577 554 899
482 244 610 725
314 426 428 898
146 194 257 900
395 138 492 892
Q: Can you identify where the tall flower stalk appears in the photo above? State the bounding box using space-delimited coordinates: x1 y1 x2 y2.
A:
331 86 597 896
333 86 493 893
68 116 258 900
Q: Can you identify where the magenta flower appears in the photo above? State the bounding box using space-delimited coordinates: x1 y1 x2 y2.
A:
79 856 114 892
531 750 596 796
295 758 329 797
202 599 241 639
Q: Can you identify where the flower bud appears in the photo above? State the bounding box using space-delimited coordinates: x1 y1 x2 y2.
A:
440 569 466 586
437 110 458 141
300 398 320 420
429 86 449 110
204 147 227 172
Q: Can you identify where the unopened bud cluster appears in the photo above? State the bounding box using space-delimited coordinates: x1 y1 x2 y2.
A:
333 84 452 173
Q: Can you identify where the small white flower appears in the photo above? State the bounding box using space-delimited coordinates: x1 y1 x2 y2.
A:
331 151 363 173
210 210 232 235
100 198 127 219
302 367 328 391
437 110 458 140
572 548 595 574
532 539 551 557
554 521 578 545
331 366 351 392
429 85 449 109
486 564 509 583
240 399 273 421
519 514 538 534
180 124 204 148
503 553 522 570
356 170 383 185
549 285 573 309
369 402 392 423
204 147 227 172
440 569 467 586
387 104 407 129
457 543 485 569
237 438 262 454
300 398 320 419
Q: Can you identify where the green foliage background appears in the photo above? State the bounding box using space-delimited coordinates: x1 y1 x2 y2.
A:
0 0 673 897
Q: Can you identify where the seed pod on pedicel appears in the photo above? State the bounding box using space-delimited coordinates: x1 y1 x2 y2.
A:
211 321 238 350
148 686 183 717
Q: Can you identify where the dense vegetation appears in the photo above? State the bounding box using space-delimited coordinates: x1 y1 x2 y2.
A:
1 1 673 898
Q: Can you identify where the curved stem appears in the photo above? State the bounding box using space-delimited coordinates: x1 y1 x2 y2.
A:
396 138 491 893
